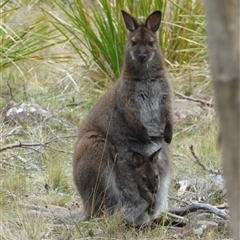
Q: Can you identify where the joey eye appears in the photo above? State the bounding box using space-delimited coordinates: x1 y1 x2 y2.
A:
131 40 137 46
149 41 154 47
155 175 158 179
142 176 147 181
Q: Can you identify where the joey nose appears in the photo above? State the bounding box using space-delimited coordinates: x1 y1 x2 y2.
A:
149 187 155 194
138 54 147 62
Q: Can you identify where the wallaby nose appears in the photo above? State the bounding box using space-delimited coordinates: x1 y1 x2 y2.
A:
150 186 158 194
150 189 157 194
138 54 147 62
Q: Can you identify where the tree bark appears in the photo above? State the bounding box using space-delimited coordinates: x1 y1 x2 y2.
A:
203 0 239 239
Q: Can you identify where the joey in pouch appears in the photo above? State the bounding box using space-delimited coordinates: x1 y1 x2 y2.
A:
132 148 161 214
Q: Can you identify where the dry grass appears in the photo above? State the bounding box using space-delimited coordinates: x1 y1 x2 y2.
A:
0 1 231 239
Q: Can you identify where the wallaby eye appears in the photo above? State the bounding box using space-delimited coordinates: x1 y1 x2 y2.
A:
131 40 137 46
142 176 147 182
149 41 154 47
155 175 158 179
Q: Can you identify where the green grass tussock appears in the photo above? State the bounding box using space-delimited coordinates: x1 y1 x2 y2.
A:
48 0 207 81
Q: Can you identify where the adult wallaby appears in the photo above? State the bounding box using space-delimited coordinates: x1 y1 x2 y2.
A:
73 10 173 226
132 148 161 214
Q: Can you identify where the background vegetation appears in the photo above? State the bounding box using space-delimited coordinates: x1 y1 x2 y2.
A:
0 0 228 239
49 0 207 85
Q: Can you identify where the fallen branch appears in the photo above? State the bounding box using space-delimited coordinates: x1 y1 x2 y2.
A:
0 159 20 168
169 196 192 205
0 141 50 152
189 145 222 175
174 91 213 107
11 154 40 170
170 202 230 220
165 212 188 227
0 135 76 153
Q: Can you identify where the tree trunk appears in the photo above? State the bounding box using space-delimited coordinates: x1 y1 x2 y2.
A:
203 0 239 239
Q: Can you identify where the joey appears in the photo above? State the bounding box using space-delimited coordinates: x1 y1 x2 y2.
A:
132 148 161 214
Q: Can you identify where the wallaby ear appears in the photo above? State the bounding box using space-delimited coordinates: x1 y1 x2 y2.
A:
121 10 139 32
132 152 144 167
150 147 162 164
145 10 161 32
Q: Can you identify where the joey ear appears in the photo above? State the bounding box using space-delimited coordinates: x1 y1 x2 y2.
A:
150 147 162 164
145 10 161 32
132 152 144 167
121 10 139 32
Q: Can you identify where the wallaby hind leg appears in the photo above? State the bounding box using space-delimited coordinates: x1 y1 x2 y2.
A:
73 130 119 219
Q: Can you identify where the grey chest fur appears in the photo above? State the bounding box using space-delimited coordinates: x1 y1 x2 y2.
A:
135 80 164 136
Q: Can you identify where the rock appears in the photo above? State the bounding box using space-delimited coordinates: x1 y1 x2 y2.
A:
196 220 218 229
175 178 210 198
3 103 69 126
173 93 214 123
174 175 225 202
173 99 205 123
193 221 218 237
193 227 204 236
209 174 225 189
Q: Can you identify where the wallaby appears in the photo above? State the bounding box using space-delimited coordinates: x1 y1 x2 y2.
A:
132 148 161 214
73 10 173 226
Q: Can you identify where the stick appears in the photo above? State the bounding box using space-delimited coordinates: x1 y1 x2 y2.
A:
11 154 40 170
170 202 230 220
169 196 191 205
174 90 213 107
0 142 50 152
153 211 188 227
189 145 222 175
165 211 188 223
0 135 76 153
0 159 20 168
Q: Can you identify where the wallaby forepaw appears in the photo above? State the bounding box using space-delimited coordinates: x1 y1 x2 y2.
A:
164 122 173 144
163 129 172 144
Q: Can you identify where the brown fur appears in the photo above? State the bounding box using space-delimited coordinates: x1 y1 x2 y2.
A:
73 10 173 226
